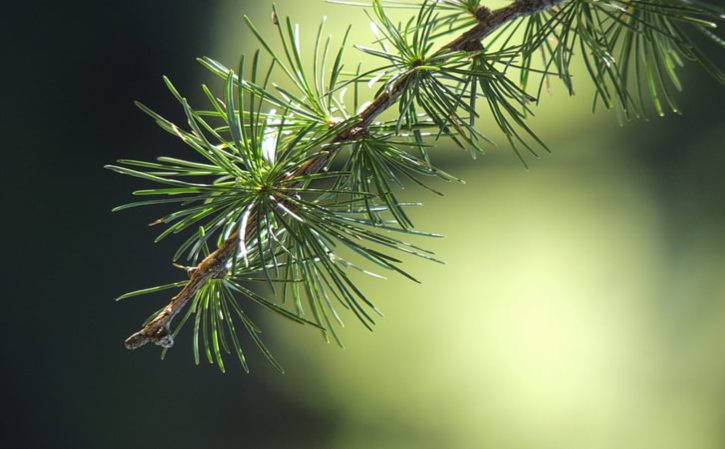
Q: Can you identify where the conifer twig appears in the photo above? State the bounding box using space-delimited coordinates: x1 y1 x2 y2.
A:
123 0 568 350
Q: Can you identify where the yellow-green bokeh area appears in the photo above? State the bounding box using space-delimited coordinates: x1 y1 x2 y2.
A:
268 139 725 449
211 1 725 448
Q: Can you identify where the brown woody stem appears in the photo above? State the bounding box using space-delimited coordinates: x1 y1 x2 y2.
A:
124 0 566 350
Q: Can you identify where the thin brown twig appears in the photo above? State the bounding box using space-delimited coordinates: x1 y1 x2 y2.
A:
124 0 566 350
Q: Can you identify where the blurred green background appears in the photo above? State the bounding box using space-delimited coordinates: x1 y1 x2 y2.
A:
2 1 724 448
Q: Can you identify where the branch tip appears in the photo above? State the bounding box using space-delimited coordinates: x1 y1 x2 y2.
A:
124 326 174 350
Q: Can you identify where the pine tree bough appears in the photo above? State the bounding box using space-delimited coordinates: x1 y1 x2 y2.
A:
109 0 724 371
123 0 566 351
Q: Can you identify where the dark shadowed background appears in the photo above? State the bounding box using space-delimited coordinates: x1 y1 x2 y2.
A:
2 1 724 448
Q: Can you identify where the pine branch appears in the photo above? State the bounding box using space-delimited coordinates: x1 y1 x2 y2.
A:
121 0 568 351
109 0 723 372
